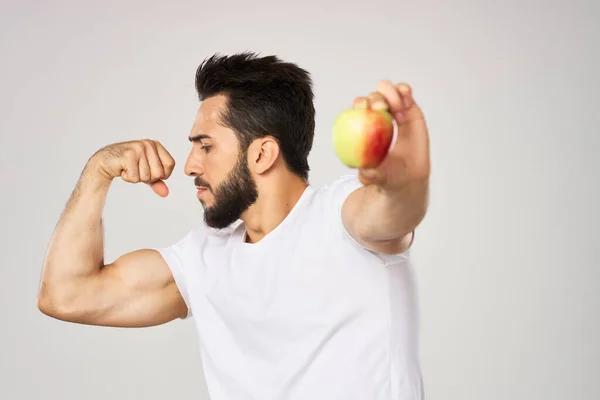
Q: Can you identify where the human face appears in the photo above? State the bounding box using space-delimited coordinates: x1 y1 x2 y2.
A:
184 95 258 229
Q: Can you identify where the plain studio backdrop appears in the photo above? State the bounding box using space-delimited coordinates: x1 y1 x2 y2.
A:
1 0 598 399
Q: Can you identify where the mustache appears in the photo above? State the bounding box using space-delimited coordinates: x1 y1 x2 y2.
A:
194 177 212 191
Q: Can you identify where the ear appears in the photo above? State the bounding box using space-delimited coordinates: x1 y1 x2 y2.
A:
248 136 280 175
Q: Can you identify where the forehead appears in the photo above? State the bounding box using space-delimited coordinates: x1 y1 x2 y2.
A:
190 94 235 141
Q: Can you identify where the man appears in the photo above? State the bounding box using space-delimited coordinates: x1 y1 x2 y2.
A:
38 52 430 399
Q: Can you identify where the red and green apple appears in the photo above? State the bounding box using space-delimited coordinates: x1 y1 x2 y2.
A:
332 107 394 169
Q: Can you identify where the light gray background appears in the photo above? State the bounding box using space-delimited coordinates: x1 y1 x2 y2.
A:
1 0 598 399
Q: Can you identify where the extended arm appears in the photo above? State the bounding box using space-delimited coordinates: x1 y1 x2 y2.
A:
342 81 430 255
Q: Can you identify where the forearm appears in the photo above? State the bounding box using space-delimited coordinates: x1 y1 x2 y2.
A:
350 178 428 243
40 160 112 293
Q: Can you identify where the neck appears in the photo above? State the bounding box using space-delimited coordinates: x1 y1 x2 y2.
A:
241 173 308 244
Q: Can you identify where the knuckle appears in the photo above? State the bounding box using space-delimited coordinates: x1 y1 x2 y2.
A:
132 141 145 153
123 148 137 162
146 140 160 155
396 82 411 92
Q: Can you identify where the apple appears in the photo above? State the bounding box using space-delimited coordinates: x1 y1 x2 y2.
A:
332 107 394 169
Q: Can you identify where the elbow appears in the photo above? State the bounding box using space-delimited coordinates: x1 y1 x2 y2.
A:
37 291 64 319
37 282 85 322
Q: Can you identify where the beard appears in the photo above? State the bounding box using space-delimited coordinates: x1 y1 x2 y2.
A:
195 153 258 230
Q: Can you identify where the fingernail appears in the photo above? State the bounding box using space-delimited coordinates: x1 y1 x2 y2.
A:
395 112 406 123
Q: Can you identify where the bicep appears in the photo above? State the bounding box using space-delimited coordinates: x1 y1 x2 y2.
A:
77 249 188 327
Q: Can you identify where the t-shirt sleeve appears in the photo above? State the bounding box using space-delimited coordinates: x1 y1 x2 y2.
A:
322 172 414 265
155 229 199 319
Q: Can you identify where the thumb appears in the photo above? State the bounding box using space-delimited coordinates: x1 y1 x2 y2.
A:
149 180 169 197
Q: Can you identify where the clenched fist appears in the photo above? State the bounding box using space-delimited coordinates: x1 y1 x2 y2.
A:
89 140 176 197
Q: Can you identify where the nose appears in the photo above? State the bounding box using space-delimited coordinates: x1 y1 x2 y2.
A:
184 151 204 177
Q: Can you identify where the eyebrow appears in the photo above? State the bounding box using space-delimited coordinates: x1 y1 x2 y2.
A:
188 134 212 142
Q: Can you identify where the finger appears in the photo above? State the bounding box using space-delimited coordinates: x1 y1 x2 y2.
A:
352 96 369 109
367 91 388 111
394 83 424 122
150 180 169 197
395 83 413 109
120 148 140 183
143 140 165 182
138 151 152 183
153 141 176 179
376 80 404 115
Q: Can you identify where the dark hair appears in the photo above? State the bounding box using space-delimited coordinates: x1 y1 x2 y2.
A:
195 52 315 181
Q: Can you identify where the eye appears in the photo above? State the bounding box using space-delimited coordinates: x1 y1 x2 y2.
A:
200 145 212 153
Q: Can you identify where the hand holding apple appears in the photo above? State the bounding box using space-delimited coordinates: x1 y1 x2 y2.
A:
332 107 394 169
332 80 430 190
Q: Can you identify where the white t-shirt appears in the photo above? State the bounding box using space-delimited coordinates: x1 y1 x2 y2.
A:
158 173 423 400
